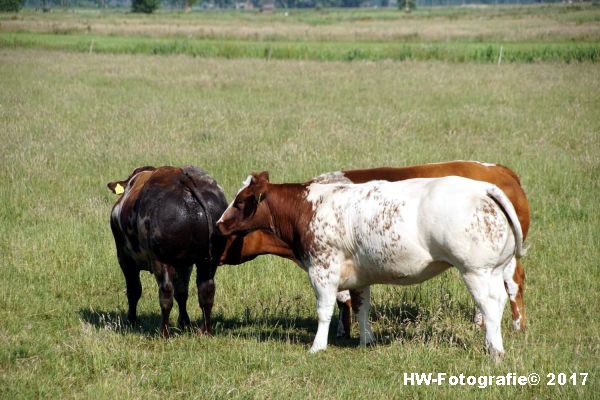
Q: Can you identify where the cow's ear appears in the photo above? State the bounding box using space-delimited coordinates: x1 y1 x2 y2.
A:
132 166 156 175
251 172 269 203
107 181 125 195
252 171 269 183
258 171 269 182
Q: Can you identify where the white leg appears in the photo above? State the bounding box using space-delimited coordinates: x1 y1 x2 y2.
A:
352 287 375 347
308 267 338 353
310 288 337 353
461 270 508 363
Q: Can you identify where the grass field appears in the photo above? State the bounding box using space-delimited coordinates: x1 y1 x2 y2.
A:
2 4 600 62
1 4 600 399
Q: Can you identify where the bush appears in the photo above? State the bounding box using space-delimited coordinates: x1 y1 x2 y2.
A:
131 0 159 13
398 0 415 12
0 0 24 12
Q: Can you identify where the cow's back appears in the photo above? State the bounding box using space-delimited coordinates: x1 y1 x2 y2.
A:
111 166 227 268
342 161 530 238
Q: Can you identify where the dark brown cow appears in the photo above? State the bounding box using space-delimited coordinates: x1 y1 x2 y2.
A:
108 166 227 337
218 161 530 335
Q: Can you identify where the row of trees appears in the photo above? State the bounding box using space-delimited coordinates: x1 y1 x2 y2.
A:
1 0 25 11
16 0 400 12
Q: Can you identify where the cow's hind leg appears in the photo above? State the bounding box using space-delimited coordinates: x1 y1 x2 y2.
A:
155 262 175 338
336 290 352 339
174 265 193 330
119 256 142 325
350 287 375 347
461 270 508 363
474 257 526 331
503 257 525 331
196 264 216 335
511 259 526 330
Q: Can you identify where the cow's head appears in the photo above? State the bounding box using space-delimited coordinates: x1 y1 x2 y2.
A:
107 166 156 195
217 171 270 236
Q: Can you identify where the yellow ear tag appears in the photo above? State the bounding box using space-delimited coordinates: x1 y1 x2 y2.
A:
115 184 125 195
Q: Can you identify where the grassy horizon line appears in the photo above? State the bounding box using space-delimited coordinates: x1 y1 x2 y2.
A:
2 32 600 62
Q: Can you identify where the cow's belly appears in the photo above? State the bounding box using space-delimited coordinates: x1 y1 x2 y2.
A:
338 256 452 290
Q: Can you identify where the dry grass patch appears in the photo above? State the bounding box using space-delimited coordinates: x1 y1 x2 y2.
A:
1 5 600 42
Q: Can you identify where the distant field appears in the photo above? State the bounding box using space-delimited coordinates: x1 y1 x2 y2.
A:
3 31 600 62
2 5 600 42
1 45 599 398
1 4 600 62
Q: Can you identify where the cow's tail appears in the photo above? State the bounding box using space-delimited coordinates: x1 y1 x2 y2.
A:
486 185 525 258
180 172 214 264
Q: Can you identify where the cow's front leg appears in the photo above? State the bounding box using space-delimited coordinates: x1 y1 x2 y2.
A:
308 264 338 353
350 287 375 347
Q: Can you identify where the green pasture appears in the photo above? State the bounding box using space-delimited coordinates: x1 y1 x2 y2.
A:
2 32 600 62
2 4 600 62
1 4 599 399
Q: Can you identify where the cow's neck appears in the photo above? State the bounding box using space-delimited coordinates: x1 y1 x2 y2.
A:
220 231 295 265
263 183 313 260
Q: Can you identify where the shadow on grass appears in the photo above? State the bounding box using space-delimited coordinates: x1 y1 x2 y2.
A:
79 301 475 350
78 307 322 345
370 300 478 349
79 308 163 337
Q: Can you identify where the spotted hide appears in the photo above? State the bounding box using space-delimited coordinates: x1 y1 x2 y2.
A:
108 166 227 337
217 172 524 362
217 161 530 338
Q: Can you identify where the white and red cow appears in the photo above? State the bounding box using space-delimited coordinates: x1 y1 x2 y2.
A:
108 166 228 337
218 161 530 336
217 172 524 361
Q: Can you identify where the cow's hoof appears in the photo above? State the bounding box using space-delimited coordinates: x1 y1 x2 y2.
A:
309 347 326 354
511 316 523 332
359 331 375 347
336 324 349 339
309 343 327 353
198 327 213 336
488 348 505 364
127 313 137 325
178 317 191 330
160 326 170 339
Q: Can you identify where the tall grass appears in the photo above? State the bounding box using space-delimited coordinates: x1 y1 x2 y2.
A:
2 32 600 62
